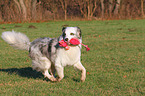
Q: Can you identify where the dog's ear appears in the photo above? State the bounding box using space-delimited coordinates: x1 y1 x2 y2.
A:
62 27 66 33
76 27 82 39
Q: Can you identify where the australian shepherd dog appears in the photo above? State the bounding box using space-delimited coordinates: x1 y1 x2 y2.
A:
1 27 86 82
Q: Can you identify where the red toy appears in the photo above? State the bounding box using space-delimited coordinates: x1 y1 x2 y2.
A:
69 38 80 45
59 40 70 50
59 38 90 51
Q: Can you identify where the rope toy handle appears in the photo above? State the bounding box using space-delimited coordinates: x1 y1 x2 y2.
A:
80 43 90 51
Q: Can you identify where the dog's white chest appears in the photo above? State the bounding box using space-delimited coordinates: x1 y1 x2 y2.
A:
55 46 81 66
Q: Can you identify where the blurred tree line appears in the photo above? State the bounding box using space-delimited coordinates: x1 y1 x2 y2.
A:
0 0 144 22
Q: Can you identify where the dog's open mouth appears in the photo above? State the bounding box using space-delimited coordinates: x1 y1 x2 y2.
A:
64 40 70 45
59 38 79 48
59 38 90 51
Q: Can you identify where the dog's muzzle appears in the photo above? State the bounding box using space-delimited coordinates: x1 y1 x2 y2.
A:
64 38 68 41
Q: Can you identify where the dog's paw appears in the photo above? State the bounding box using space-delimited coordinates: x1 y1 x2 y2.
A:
81 77 86 82
49 77 57 82
56 77 63 82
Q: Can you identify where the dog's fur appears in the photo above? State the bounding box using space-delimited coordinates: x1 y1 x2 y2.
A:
1 27 86 82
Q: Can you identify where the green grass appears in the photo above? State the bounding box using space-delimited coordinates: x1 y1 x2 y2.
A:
0 20 145 96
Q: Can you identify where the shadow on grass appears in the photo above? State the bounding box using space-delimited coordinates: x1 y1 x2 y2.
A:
72 78 81 82
1 67 43 79
1 67 82 82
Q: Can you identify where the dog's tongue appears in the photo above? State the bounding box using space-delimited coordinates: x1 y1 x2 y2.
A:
59 38 90 51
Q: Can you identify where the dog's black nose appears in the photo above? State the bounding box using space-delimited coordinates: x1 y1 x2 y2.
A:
65 38 68 41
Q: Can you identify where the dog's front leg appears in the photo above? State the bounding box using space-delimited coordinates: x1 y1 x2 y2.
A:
55 65 64 81
74 62 86 82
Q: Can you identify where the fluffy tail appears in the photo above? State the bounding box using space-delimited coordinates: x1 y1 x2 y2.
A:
1 30 30 50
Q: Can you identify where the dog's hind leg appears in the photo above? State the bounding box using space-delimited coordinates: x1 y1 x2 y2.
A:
41 58 57 82
43 70 57 81
32 57 57 82
50 64 56 78
74 62 86 82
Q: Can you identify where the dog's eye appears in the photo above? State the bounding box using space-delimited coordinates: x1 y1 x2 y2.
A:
70 33 74 35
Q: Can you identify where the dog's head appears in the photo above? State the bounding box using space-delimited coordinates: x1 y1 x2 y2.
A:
61 27 82 44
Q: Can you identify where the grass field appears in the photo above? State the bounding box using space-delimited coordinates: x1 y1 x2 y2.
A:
0 20 145 96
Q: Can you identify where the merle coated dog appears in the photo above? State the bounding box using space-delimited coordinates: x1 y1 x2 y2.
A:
1 27 86 82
